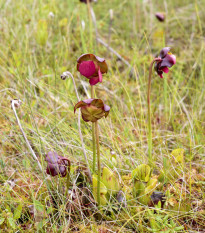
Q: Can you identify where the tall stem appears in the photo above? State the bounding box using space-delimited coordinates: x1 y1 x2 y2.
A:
95 121 101 206
147 58 161 166
91 86 96 173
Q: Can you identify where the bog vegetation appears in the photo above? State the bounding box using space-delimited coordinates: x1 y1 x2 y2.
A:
0 0 204 232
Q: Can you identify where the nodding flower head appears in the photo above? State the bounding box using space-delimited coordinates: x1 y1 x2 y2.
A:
77 54 108 86
155 47 176 78
45 151 70 177
11 99 22 108
80 0 97 3
74 99 110 122
155 12 165 22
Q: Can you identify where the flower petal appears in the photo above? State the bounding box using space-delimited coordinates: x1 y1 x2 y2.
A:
155 12 165 22
45 152 70 177
75 98 110 122
46 163 59 176
78 61 96 78
82 113 91 122
91 99 104 108
80 0 93 3
95 55 105 63
74 101 87 113
89 77 100 85
103 104 110 117
45 151 59 164
82 99 95 104
161 67 169 73
77 54 104 64
74 99 94 113
98 68 103 82
159 47 170 59
77 54 94 63
159 74 163 78
160 54 176 68
59 165 67 177
81 106 101 122
77 53 108 74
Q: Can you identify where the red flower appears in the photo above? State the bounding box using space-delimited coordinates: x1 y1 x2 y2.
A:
74 99 110 122
155 12 165 22
155 47 176 78
79 0 97 3
77 54 108 85
45 151 70 177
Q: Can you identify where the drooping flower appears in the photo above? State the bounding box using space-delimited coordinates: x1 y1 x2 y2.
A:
155 47 176 78
79 0 97 3
45 151 70 177
155 12 165 22
74 99 110 122
77 54 108 85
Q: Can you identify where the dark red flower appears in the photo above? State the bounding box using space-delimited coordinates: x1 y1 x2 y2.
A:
45 151 70 177
155 12 165 22
77 54 108 85
74 99 110 122
155 47 176 78
79 0 97 3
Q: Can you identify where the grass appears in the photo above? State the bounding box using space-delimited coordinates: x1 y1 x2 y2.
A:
0 0 205 232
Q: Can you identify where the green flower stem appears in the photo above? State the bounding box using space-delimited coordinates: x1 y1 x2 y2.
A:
147 58 161 166
92 124 96 172
95 121 101 206
91 86 96 173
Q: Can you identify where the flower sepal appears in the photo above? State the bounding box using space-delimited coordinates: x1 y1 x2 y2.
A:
155 47 176 78
74 99 110 122
45 151 70 177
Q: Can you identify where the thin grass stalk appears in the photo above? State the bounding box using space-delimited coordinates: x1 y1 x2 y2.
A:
11 100 43 171
61 72 92 182
107 9 113 54
87 1 93 51
91 87 97 173
11 99 57 219
89 4 98 50
65 161 71 197
95 121 101 206
147 58 161 165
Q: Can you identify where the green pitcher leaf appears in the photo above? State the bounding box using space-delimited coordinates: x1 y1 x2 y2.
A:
133 180 146 197
101 167 120 195
36 20 48 46
92 175 108 205
8 217 16 229
145 178 158 194
171 148 184 164
132 164 151 182
34 200 44 212
13 203 23 220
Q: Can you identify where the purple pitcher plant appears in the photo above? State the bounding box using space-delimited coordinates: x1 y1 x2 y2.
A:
147 47 176 165
77 54 108 86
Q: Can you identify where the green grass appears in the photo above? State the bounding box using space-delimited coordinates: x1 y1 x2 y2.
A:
0 0 205 232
